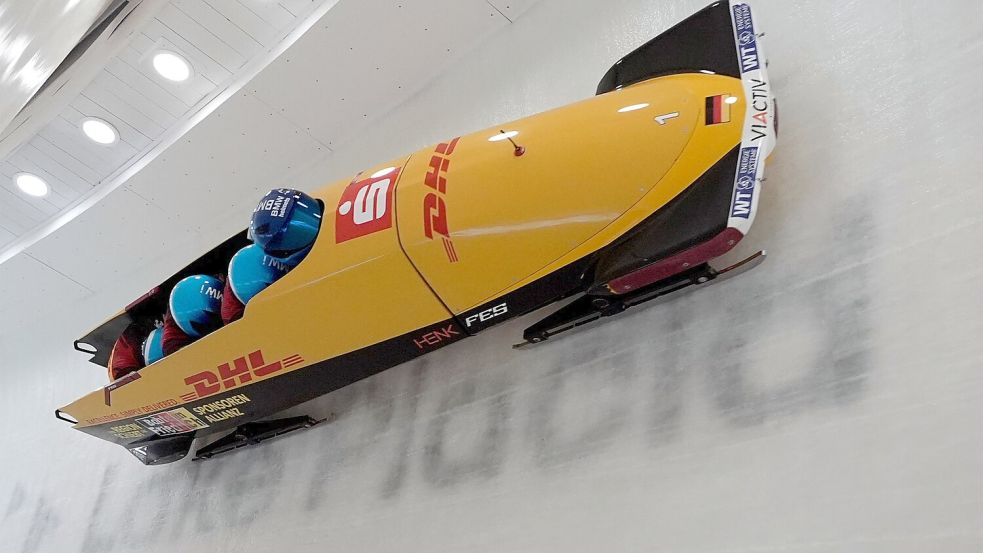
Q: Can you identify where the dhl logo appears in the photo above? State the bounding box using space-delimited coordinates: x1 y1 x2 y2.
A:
182 351 304 402
424 138 461 263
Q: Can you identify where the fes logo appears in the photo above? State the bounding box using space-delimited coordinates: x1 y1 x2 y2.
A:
335 169 400 243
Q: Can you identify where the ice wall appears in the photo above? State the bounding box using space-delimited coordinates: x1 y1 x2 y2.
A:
2 0 982 552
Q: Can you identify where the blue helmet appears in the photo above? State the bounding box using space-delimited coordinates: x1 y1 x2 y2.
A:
228 244 291 305
142 326 165 365
169 275 224 338
250 188 322 257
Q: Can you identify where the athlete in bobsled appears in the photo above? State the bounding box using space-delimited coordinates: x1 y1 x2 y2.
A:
106 188 321 380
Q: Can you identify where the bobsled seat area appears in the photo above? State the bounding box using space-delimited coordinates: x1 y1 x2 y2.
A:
75 230 253 368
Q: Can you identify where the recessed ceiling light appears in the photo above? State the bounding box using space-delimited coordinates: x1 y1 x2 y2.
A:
370 167 396 179
724 95 739 105
152 51 192 82
489 130 519 142
15 173 48 197
618 103 650 113
81 117 118 144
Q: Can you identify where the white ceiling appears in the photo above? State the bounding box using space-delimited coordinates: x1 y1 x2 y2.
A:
0 0 542 336
0 0 337 256
0 0 115 135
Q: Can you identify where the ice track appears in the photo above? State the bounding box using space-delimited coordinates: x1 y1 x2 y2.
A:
2 0 982 551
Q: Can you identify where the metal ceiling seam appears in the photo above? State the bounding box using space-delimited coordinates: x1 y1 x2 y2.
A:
24 252 94 293
0 0 344 268
484 0 514 23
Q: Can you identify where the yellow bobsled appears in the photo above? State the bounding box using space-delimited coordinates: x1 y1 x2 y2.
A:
57 0 776 464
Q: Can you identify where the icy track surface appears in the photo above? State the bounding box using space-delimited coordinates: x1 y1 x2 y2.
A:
2 0 983 551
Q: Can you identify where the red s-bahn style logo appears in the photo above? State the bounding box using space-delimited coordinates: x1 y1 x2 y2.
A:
182 350 304 401
424 138 460 263
335 169 401 243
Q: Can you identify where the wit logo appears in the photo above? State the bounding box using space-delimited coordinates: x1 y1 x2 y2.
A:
733 4 760 73
730 147 759 219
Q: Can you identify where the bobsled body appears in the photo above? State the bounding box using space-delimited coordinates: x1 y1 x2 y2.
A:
58 0 776 464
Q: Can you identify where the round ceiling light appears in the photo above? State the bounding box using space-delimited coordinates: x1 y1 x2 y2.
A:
15 173 49 197
81 117 118 144
152 51 192 82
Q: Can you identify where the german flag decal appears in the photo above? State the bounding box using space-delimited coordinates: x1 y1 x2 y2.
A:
705 94 734 125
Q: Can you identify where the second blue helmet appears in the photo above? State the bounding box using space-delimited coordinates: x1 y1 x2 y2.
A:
250 188 322 258
228 244 291 305
142 326 165 365
169 275 224 338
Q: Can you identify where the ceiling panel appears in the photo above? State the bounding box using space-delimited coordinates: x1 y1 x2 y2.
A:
65 98 153 152
0 225 13 249
124 91 327 232
0 188 45 234
487 0 541 20
0 252 92 337
279 0 323 17
157 3 249 71
19 137 100 189
105 56 211 113
85 69 178 132
137 19 231 88
24 188 186 291
0 185 56 219
236 0 298 31
249 0 510 148
1 154 77 209
172 0 264 59
62 108 143 160
204 0 282 47
40 116 138 174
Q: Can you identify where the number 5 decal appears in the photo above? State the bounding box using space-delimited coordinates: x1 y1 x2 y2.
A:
352 179 391 224
336 169 401 243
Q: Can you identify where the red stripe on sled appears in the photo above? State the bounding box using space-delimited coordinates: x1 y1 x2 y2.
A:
606 228 744 295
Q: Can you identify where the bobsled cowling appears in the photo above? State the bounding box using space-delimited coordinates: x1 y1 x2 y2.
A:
59 0 775 465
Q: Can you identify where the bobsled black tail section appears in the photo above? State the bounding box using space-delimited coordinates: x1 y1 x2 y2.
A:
126 433 195 465
597 1 740 94
590 147 740 289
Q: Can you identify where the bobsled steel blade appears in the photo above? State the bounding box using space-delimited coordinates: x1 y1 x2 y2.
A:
713 250 767 280
513 250 766 348
192 416 324 461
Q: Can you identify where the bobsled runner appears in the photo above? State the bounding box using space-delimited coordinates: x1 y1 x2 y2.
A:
56 0 777 465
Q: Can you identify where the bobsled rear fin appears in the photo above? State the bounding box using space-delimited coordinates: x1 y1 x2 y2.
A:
125 433 195 465
591 147 740 289
596 1 740 95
